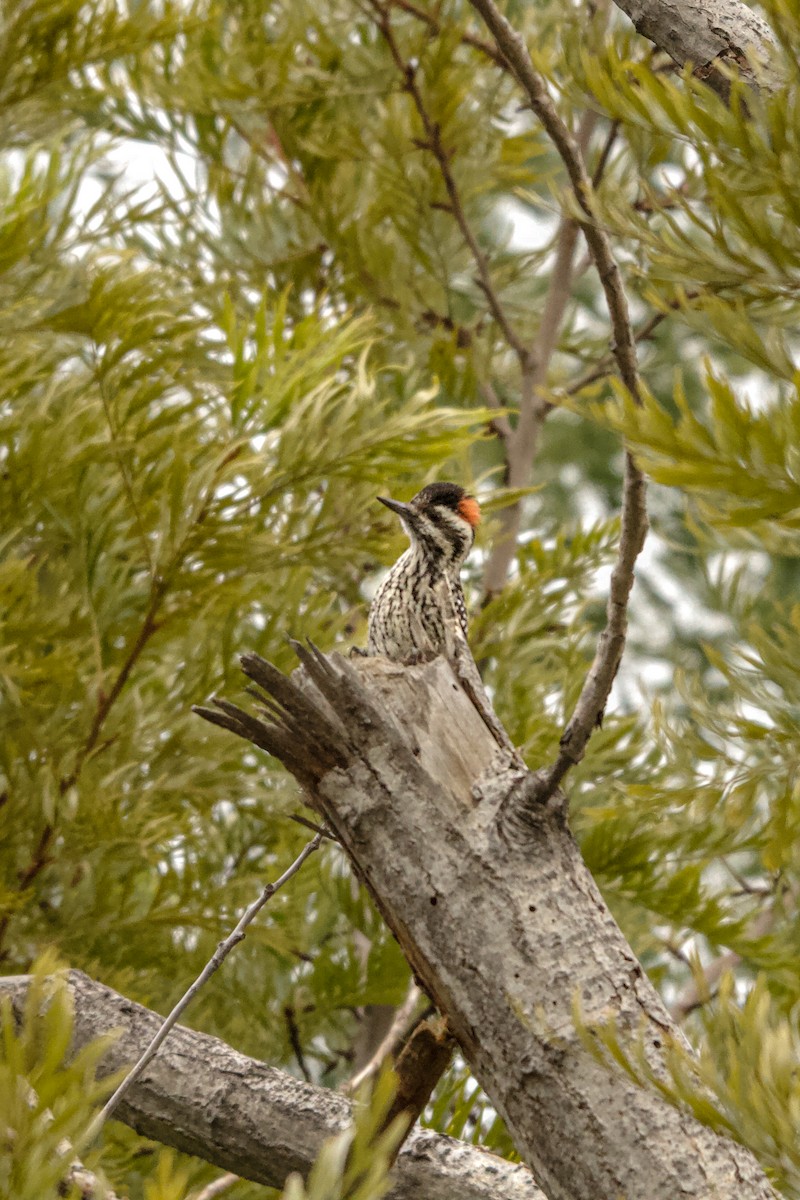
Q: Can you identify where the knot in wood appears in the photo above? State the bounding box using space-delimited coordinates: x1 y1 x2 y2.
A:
496 769 568 846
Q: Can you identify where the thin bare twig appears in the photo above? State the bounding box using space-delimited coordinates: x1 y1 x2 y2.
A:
289 811 339 839
561 316 666 396
341 981 424 1095
672 946 746 1023
370 1 531 367
564 288 704 396
478 379 513 445
564 309 667 395
388 0 509 67
63 1161 126 1199
482 109 599 597
591 118 620 187
17 1076 129 1200
189 1175 239 1200
59 586 164 795
469 2 640 397
285 1002 312 1082
0 824 56 962
671 886 796 1022
81 831 325 1147
469 0 649 797
721 856 773 896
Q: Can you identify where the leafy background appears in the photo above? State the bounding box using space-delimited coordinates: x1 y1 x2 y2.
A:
1 0 799 1196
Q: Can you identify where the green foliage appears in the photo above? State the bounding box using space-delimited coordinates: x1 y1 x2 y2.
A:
424 1057 518 1160
575 974 800 1197
2 0 800 1194
281 1067 406 1200
475 516 622 759
583 372 800 550
0 955 119 1200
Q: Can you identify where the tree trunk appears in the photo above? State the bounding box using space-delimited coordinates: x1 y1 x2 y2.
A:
0 970 544 1200
198 648 777 1200
609 0 779 96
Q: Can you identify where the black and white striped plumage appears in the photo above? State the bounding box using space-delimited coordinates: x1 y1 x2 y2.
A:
367 482 480 662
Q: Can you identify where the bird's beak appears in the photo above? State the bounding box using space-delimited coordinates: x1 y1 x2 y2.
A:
377 496 413 519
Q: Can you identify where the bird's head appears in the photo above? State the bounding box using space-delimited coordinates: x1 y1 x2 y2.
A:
378 482 480 567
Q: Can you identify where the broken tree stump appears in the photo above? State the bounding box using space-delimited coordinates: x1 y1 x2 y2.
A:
195 647 776 1200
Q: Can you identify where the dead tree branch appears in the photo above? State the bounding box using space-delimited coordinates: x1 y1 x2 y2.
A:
371 2 530 366
482 109 599 597
0 971 547 1200
343 981 424 1094
189 1175 239 1200
610 0 779 97
469 1 641 400
84 831 324 1144
193 648 776 1200
62 1162 126 1199
469 0 649 792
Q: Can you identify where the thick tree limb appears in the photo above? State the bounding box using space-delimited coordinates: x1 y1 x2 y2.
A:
197 649 777 1200
610 0 779 96
0 970 546 1200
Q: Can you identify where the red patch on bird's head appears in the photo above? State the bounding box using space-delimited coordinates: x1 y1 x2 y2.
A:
458 495 481 528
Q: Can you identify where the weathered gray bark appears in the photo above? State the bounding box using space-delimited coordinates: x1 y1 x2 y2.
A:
198 648 777 1200
0 970 544 1200
610 0 779 95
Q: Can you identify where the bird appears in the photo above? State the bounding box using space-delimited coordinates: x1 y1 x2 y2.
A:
367 482 481 662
